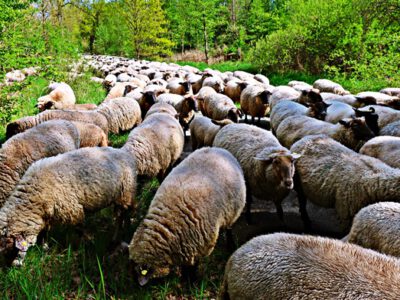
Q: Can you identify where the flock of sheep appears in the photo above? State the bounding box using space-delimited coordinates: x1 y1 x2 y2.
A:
1 54 400 298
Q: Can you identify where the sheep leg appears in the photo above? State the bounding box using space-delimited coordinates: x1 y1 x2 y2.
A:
226 228 235 252
294 172 312 231
182 262 199 284
274 201 284 222
245 185 253 225
244 114 248 122
251 116 255 124
112 205 125 242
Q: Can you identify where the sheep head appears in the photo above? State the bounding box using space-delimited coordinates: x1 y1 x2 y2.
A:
308 101 330 120
227 108 243 123
355 96 377 107
339 117 375 141
353 108 379 136
180 81 192 94
255 150 301 190
5 122 22 139
257 90 271 105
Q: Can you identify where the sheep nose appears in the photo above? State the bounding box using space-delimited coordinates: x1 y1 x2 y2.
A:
284 179 294 189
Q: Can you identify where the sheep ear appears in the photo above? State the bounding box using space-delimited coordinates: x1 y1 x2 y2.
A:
174 113 180 120
254 156 273 163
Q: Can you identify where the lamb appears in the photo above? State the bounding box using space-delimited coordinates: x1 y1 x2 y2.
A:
122 111 184 179
344 202 400 257
277 115 375 150
224 80 248 103
0 147 137 266
359 136 400 168
6 110 109 138
213 123 300 221
221 232 400 300
313 79 350 95
96 97 142 134
204 93 242 123
166 79 192 95
270 99 329 133
291 135 400 227
37 82 76 111
128 147 246 285
189 116 233 150
240 85 271 123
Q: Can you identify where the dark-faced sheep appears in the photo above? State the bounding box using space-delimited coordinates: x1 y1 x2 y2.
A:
240 86 271 124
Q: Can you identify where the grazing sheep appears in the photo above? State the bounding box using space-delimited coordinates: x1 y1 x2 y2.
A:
270 100 329 133
137 91 157 119
277 115 375 150
202 76 225 93
105 82 138 101
166 79 192 95
213 123 300 221
190 73 213 94
103 74 117 90
37 82 76 111
359 136 400 168
313 79 350 95
189 116 233 150
323 94 377 107
288 80 312 89
122 111 184 179
291 135 400 227
240 86 271 123
357 91 399 106
269 86 300 109
224 80 248 103
196 86 217 115
233 70 254 81
380 88 400 97
70 121 108 148
221 232 400 300
129 147 246 285
254 74 269 86
6 110 109 138
0 147 137 266
344 202 400 257
380 120 400 137
204 93 242 123
96 97 142 134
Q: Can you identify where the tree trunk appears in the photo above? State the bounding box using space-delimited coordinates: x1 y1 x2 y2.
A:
202 13 209 64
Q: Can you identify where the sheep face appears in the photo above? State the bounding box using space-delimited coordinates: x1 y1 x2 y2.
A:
180 81 192 94
339 117 375 141
6 122 22 139
354 108 379 136
238 82 248 91
257 90 271 105
184 96 198 112
255 151 301 189
227 108 242 123
386 98 400 110
123 85 137 97
308 101 330 120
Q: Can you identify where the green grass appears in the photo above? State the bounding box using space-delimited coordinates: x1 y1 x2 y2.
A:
175 61 259 74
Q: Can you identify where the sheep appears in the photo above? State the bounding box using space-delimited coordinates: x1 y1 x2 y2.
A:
128 147 246 285
221 232 400 300
380 87 400 97
357 91 399 106
0 147 137 266
121 111 184 179
204 93 242 123
359 105 400 129
156 93 198 132
291 135 400 227
224 80 248 103
105 82 138 100
95 97 142 134
137 91 157 119
189 116 233 150
270 100 329 133
277 115 375 150
41 101 97 111
213 123 300 221
196 86 217 115
359 136 400 168
70 121 108 148
202 76 225 93
380 120 400 137
269 86 300 109
145 102 178 119
233 70 254 81
254 74 269 86
288 80 312 89
37 82 76 111
313 79 350 95
240 86 271 123
6 110 109 139
323 94 377 107
344 202 400 257
189 73 213 94
166 79 192 95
